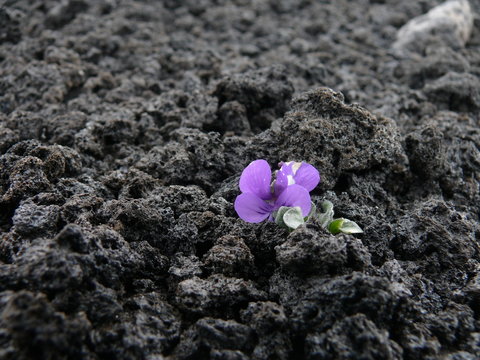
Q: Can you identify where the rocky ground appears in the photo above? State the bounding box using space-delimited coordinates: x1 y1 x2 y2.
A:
0 0 479 359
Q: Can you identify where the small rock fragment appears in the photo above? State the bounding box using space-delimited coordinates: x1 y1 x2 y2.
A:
168 254 203 281
2 156 51 203
424 72 480 111
214 101 251 135
12 200 60 237
175 274 265 316
203 235 254 277
45 0 89 29
173 318 254 359
213 66 294 132
240 301 287 335
0 8 21 44
405 124 447 179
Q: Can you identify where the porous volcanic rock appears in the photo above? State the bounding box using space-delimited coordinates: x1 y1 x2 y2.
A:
0 0 479 359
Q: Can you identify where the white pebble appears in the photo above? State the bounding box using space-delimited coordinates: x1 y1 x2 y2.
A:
393 0 474 52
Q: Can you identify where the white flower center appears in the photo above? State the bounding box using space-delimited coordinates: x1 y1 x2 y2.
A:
287 174 295 185
291 162 302 174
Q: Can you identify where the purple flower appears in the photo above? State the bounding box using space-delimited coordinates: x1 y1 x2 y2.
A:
274 161 320 195
234 159 312 223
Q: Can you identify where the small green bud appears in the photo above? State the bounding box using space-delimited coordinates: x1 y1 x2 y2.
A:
328 218 344 234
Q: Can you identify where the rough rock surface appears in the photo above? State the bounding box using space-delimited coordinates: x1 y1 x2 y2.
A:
0 0 479 359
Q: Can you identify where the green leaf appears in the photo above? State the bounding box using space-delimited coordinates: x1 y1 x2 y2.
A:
274 206 290 227
338 219 363 234
328 218 363 235
305 201 317 221
318 200 334 228
328 218 344 235
283 206 305 230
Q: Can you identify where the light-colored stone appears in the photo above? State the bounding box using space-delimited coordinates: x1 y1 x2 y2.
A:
394 0 473 52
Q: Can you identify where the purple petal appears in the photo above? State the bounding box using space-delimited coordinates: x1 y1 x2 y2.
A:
239 160 272 200
274 163 294 195
274 171 288 195
235 193 274 223
274 184 311 217
294 163 320 192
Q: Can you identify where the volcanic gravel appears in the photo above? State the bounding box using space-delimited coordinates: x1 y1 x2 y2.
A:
0 0 480 359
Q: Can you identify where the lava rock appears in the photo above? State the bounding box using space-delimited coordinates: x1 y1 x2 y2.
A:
203 235 255 277
405 124 447 179
305 314 403 360
252 88 406 190
45 0 89 29
175 274 266 317
0 8 21 44
275 226 348 275
173 318 255 359
0 0 479 358
213 66 294 132
12 200 60 237
0 291 91 359
1 156 51 204
424 72 480 111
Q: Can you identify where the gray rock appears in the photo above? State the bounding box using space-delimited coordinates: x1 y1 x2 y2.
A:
240 301 288 335
203 235 255 277
2 156 51 204
424 72 480 111
213 100 251 135
213 66 294 133
275 226 348 275
173 318 254 359
305 314 403 360
394 0 474 52
0 126 19 153
0 0 478 358
0 291 91 359
45 0 89 29
175 274 266 317
0 8 21 45
249 88 406 190
168 253 203 281
12 200 60 237
405 124 447 179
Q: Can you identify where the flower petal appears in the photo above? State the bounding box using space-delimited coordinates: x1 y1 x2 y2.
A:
274 170 288 195
239 159 272 200
234 192 274 223
274 162 294 195
294 163 320 192
274 184 311 217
